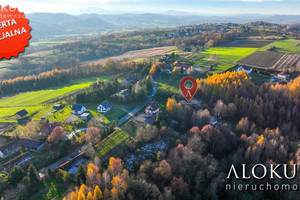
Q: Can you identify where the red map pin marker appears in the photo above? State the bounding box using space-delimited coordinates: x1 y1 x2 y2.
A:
180 76 198 101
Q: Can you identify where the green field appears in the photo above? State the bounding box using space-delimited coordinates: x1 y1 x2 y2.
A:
96 129 129 158
199 47 258 72
259 39 300 54
0 75 114 122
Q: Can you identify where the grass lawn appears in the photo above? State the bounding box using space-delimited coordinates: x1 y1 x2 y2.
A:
95 129 129 158
46 106 72 122
259 39 300 54
105 109 125 121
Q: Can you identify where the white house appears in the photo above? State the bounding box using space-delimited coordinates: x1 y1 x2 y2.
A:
97 100 112 113
236 65 252 74
72 104 87 115
145 102 160 115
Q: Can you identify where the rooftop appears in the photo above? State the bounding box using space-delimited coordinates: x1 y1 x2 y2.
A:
19 138 44 149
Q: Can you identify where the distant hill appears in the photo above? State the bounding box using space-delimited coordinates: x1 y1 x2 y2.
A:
26 13 300 40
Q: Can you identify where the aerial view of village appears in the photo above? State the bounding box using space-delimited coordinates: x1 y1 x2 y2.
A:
0 0 299 199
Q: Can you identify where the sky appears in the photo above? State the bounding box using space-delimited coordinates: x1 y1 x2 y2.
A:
2 0 300 15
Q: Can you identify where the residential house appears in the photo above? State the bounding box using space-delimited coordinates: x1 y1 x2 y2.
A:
15 109 28 119
2 152 33 173
19 138 45 151
42 122 59 136
97 100 112 113
72 104 87 115
114 89 130 97
120 76 142 85
59 153 86 174
0 141 20 158
236 65 252 74
80 113 91 121
270 77 284 83
174 63 190 71
145 102 160 115
277 72 290 81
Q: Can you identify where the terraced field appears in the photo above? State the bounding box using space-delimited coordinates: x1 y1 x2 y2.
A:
238 51 300 71
237 51 285 69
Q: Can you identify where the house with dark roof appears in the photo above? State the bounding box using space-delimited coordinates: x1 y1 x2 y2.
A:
145 102 160 116
120 76 142 85
236 65 252 74
19 138 45 151
2 152 33 173
15 109 28 119
59 153 86 174
72 104 87 115
42 122 59 136
97 100 112 113
0 141 20 158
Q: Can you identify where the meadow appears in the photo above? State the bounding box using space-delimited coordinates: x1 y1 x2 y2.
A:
195 47 258 73
259 39 300 54
0 75 114 122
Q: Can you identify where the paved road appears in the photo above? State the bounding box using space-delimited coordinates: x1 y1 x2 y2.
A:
118 73 160 125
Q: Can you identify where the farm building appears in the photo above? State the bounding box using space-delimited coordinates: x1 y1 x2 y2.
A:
0 141 20 158
97 100 112 113
19 138 45 151
80 113 91 121
72 104 87 115
15 109 28 119
236 65 252 74
53 104 63 110
2 152 33 173
277 72 290 80
59 153 86 174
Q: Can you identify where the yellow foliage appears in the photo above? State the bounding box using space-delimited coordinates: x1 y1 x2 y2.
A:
93 185 103 200
86 192 93 200
257 135 265 145
78 190 86 200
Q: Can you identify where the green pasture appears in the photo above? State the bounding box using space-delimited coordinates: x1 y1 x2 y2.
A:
259 39 300 54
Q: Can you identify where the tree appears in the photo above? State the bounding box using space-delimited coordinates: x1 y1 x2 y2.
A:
86 127 101 144
27 164 39 186
9 166 25 186
153 160 172 182
108 157 123 176
135 125 158 142
86 192 93 200
236 117 250 135
48 126 65 145
110 187 118 200
93 185 103 200
75 164 86 185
